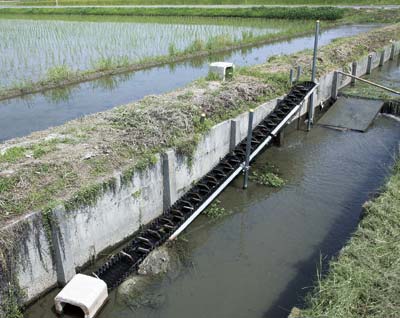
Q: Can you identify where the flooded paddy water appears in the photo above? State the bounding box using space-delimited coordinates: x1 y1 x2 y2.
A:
25 106 400 318
0 15 284 88
0 21 379 141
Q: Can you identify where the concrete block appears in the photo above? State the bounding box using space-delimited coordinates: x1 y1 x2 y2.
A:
162 149 177 209
229 119 240 151
296 65 302 82
390 42 395 60
379 50 385 66
289 68 294 85
209 62 234 81
351 61 357 85
55 274 108 318
11 212 58 302
366 55 373 74
331 71 339 100
51 207 76 285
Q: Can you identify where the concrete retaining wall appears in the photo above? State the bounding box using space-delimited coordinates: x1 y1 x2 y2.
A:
2 42 399 308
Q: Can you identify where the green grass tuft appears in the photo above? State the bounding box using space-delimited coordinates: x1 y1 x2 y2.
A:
203 199 228 219
0 147 26 163
250 164 285 187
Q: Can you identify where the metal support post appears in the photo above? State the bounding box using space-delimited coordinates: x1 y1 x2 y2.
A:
307 20 319 131
243 109 254 189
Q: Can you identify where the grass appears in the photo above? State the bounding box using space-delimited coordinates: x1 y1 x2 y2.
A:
13 0 400 6
2 286 23 318
203 199 228 219
0 6 346 20
46 65 73 82
0 23 399 222
301 159 400 318
341 82 396 100
0 147 26 163
250 170 285 187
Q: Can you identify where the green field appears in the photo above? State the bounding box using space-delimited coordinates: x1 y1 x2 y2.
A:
0 6 345 20
13 0 400 6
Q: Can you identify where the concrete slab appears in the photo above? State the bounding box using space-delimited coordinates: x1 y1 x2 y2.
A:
54 274 108 318
318 97 384 132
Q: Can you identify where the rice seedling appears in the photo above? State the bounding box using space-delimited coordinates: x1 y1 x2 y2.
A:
0 16 300 90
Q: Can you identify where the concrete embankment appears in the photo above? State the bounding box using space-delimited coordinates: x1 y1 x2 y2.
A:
0 24 399 314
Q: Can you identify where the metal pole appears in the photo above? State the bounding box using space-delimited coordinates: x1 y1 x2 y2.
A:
311 20 320 83
366 55 373 75
337 71 400 95
307 20 320 131
200 113 206 124
243 109 254 189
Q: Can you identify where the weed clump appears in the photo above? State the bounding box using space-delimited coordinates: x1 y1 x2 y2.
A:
250 164 285 188
203 200 228 220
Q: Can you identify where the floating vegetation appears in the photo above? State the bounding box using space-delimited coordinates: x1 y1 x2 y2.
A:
250 164 285 187
203 199 228 220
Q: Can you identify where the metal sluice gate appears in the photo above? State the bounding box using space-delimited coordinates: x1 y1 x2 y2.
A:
93 81 317 290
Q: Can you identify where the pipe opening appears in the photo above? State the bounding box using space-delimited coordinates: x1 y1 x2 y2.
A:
60 302 85 318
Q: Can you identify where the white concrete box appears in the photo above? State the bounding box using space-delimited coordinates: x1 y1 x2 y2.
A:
209 62 234 81
54 274 108 318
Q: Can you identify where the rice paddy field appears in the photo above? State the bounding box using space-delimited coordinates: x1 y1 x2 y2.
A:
0 15 312 91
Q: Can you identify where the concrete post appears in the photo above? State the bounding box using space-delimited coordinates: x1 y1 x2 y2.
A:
243 110 254 189
366 54 373 75
296 65 302 82
162 150 177 211
379 50 385 66
229 119 240 151
390 42 395 60
51 208 76 286
331 71 339 100
289 69 294 85
351 61 357 86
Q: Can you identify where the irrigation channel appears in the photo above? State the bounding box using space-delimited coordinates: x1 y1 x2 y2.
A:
25 61 400 317
0 23 379 142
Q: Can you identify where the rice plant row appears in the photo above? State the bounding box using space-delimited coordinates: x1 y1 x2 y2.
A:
0 17 282 90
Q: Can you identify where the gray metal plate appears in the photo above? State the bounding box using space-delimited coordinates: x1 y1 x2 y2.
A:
318 97 384 132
